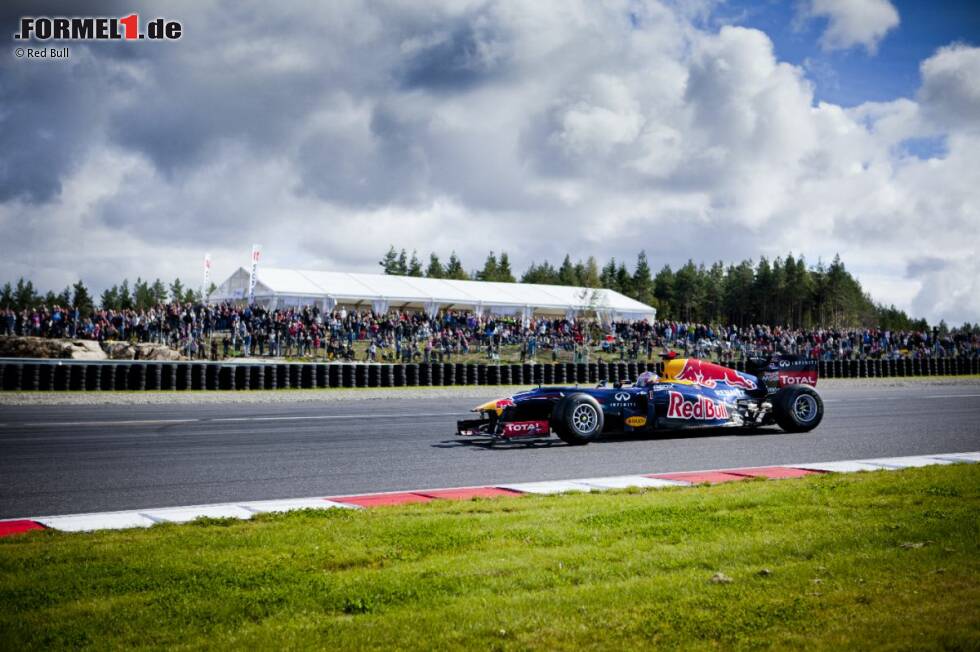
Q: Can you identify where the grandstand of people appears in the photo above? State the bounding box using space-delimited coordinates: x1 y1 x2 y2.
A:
1 253 977 364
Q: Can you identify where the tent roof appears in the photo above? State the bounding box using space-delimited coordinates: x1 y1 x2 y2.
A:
212 266 656 318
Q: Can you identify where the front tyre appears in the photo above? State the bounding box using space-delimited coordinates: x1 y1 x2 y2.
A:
552 393 605 445
773 385 823 432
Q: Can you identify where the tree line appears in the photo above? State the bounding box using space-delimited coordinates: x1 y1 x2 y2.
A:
0 277 204 316
0 250 940 332
380 246 929 331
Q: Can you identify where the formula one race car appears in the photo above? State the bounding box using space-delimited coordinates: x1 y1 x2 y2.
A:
456 356 823 445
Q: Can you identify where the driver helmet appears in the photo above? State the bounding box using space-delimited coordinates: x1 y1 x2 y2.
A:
636 370 659 386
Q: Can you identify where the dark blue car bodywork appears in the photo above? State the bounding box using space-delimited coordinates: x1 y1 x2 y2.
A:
456 357 822 445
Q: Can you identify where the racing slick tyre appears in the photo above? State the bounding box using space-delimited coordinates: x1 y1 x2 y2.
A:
552 393 604 445
772 385 823 432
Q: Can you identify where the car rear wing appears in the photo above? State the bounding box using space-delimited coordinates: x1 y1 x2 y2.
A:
754 356 818 392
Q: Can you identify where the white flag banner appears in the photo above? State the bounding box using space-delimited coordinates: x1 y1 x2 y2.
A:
248 244 261 304
203 253 212 302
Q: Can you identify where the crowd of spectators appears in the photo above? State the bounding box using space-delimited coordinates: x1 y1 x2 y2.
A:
605 321 979 362
2 302 978 363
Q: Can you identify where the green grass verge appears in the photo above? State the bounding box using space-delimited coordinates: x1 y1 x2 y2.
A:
2 465 978 650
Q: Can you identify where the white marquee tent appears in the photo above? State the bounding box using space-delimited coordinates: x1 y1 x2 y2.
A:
212 267 656 322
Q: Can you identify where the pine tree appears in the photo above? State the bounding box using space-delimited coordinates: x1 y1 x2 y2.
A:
100 286 119 310
753 257 775 324
425 253 444 278
824 254 849 326
407 251 424 277
71 281 94 316
118 279 133 310
148 279 165 304
379 246 399 274
811 259 828 325
14 278 38 310
57 286 72 307
581 256 600 288
444 252 468 280
557 255 578 286
723 260 754 327
497 252 516 282
521 261 560 284
704 262 725 322
395 249 408 276
673 261 703 321
794 256 814 327
615 263 632 298
477 252 499 282
133 278 154 310
779 254 796 326
167 278 184 303
631 251 654 305
600 259 619 291
0 282 13 309
520 262 540 284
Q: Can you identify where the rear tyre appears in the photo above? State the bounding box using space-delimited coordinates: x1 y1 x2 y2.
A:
552 393 604 445
773 385 823 432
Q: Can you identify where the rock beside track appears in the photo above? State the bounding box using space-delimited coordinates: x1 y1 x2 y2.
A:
0 336 184 361
0 336 106 360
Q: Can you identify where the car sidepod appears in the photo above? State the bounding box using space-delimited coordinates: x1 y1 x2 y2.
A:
593 387 651 432
649 382 745 429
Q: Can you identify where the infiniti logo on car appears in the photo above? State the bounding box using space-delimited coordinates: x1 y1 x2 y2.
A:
614 392 631 402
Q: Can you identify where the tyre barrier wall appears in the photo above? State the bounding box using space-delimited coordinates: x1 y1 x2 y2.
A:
0 357 976 392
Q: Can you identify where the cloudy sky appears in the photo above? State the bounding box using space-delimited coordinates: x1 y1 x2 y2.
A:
1 0 978 323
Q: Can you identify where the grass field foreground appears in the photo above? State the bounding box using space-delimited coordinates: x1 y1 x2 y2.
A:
1 465 978 650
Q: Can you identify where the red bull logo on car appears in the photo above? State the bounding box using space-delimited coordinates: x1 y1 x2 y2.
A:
665 358 758 391
666 392 730 421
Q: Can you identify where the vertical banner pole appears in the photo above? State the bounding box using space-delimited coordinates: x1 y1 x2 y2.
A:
202 253 211 303
248 244 262 306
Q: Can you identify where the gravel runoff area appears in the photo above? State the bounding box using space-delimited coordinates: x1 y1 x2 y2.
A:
0 376 977 406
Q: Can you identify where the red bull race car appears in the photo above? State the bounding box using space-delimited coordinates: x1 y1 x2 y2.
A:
456 356 823 445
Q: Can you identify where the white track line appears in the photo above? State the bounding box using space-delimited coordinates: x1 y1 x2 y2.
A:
496 480 597 494
32 498 356 533
932 452 980 463
857 456 956 469
573 475 688 490
922 393 980 399
792 460 887 473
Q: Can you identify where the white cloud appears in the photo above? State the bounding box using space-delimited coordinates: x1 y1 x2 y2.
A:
0 1 977 325
918 44 980 133
803 0 900 54
908 257 980 326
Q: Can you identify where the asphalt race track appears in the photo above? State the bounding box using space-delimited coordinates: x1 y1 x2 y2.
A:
1 383 978 518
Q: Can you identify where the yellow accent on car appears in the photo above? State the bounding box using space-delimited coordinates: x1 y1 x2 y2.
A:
473 398 506 415
625 416 647 427
662 358 689 380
